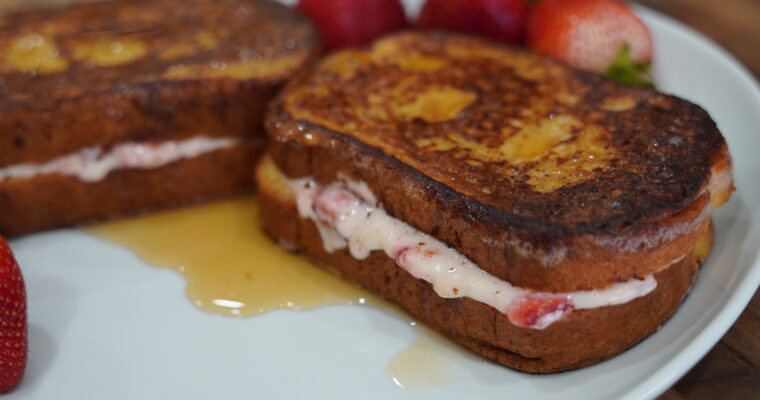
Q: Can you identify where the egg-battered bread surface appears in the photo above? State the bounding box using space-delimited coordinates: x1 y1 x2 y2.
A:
0 0 314 102
268 32 730 236
0 0 319 167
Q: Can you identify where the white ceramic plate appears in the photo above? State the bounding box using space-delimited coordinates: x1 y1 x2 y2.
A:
6 4 760 400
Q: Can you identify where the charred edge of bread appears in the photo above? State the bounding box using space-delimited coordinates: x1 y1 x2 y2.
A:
255 156 703 373
266 138 709 292
0 139 264 237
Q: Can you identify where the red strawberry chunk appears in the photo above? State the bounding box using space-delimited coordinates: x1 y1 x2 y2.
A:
507 294 573 329
0 237 27 393
393 246 411 266
313 187 358 222
393 244 439 269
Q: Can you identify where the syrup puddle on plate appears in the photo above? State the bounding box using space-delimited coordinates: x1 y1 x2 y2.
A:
86 196 367 315
385 322 469 389
85 196 465 389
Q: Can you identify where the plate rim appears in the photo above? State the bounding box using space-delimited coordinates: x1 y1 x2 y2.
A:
624 5 760 400
7 3 760 399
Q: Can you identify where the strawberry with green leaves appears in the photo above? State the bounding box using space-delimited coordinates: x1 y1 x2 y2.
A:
0 236 26 393
527 0 654 86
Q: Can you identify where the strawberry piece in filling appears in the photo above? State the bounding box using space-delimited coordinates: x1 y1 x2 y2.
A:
506 294 574 329
313 186 359 221
292 178 655 330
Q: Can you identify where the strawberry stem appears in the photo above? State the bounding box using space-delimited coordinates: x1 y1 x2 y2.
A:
604 44 654 87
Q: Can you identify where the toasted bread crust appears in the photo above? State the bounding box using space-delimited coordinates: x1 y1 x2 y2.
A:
266 32 732 291
0 139 263 236
0 0 319 166
256 155 701 373
267 32 730 236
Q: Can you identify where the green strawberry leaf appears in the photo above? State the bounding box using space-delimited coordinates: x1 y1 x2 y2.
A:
604 44 654 88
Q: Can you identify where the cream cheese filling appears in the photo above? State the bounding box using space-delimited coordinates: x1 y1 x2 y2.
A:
288 177 658 330
0 136 237 183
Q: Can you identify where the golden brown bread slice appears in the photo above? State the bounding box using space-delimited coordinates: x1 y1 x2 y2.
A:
255 153 708 373
0 0 319 236
266 31 733 293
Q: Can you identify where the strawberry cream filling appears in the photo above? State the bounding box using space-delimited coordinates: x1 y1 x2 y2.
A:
0 136 237 183
290 178 658 330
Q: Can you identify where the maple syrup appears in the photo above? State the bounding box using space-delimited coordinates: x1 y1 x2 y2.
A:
386 322 469 390
86 196 465 389
86 196 369 316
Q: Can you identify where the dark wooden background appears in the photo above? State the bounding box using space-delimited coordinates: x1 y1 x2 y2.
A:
633 1 760 397
1 0 758 397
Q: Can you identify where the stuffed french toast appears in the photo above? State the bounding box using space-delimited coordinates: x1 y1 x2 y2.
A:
0 0 319 236
256 31 733 373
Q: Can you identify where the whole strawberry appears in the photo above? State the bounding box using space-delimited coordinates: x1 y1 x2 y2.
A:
417 0 529 44
528 0 653 85
297 0 407 51
0 237 26 393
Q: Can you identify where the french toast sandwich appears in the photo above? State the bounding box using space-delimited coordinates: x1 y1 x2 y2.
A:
0 0 319 237
257 32 733 372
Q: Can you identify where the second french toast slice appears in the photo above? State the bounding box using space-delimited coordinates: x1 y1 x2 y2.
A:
0 0 320 236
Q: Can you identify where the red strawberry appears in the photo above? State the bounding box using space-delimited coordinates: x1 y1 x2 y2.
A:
296 0 407 51
393 246 411 266
527 0 653 85
416 0 529 44
0 236 27 393
506 294 573 329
